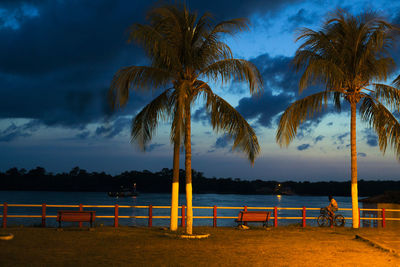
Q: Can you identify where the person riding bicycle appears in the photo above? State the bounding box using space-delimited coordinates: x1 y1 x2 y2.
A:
326 195 338 220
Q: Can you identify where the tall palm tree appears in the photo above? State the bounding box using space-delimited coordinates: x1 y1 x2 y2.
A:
276 10 400 228
109 3 263 234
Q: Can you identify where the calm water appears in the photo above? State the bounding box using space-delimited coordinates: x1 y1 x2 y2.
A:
0 191 356 227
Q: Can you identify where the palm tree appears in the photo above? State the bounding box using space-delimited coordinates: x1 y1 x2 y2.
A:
277 10 400 228
109 3 263 234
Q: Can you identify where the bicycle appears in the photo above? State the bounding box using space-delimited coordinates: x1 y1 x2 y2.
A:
317 208 345 227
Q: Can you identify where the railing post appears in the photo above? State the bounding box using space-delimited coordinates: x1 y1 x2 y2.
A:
181 205 186 228
302 206 306 228
213 205 217 227
274 206 278 227
382 208 386 228
2 203 7 228
148 205 153 227
244 206 248 226
42 203 46 227
79 204 83 228
114 204 119 228
358 208 361 228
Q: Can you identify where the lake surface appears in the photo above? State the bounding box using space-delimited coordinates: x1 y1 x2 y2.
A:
0 191 357 227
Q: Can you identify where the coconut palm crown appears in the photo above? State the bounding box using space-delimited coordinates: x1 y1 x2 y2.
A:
109 4 263 234
276 10 400 228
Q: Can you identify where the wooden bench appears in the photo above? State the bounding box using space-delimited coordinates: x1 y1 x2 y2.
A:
57 210 96 228
235 211 271 227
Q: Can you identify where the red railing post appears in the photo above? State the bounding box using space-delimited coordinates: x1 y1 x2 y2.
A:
244 206 248 226
181 205 186 228
42 203 46 227
274 207 278 227
213 205 217 227
148 205 153 227
79 204 83 228
2 203 7 228
382 208 386 228
358 208 361 228
302 206 306 228
114 204 119 228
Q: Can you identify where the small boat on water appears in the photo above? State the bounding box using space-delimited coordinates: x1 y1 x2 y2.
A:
108 183 138 197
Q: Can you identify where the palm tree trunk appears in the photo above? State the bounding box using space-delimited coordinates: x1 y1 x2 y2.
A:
169 141 180 231
350 101 359 229
185 104 193 235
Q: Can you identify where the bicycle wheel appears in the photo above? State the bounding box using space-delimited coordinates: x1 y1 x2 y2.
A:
334 215 345 227
317 215 329 227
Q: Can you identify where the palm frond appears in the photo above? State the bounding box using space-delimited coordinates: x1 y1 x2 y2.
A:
393 74 400 88
276 91 336 147
359 97 400 158
210 18 250 36
109 66 171 109
131 89 172 150
201 85 260 164
199 59 263 95
372 83 400 112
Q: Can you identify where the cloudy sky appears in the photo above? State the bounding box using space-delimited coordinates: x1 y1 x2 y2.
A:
1 0 400 181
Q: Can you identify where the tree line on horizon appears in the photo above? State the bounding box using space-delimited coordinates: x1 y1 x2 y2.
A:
1 166 399 197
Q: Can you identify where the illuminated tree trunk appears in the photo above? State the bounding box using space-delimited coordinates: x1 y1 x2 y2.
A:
350 101 359 229
169 141 180 231
185 104 193 235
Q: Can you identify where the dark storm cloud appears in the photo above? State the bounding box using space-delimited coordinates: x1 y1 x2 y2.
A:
190 0 303 20
192 107 210 126
207 135 232 153
333 132 350 150
0 120 41 142
75 131 90 140
358 152 367 157
235 52 336 130
235 54 297 128
285 8 316 31
0 0 155 130
297 143 311 151
335 132 350 145
214 136 229 149
147 143 165 152
314 135 324 144
362 128 378 147
94 117 131 139
0 0 304 133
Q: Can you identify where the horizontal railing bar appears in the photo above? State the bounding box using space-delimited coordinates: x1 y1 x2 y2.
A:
214 207 245 209
7 204 43 207
82 205 115 208
7 215 41 218
45 205 80 208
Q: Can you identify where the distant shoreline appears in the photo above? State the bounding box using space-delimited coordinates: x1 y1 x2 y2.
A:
1 166 399 197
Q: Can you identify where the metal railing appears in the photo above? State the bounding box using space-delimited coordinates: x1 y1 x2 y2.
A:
1 203 399 228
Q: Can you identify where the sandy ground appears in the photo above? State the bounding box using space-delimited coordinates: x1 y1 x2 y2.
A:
0 226 399 266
